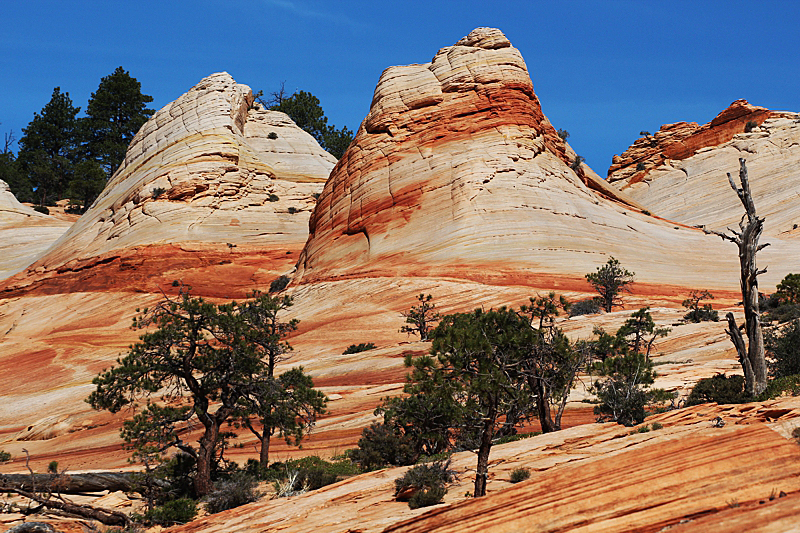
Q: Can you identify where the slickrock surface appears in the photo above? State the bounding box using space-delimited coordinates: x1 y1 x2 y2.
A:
0 180 72 279
294 30 793 291
607 101 800 237
2 72 335 292
161 399 800 533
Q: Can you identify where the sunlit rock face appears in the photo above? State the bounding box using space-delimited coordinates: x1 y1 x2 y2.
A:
0 180 71 280
294 29 787 290
1 72 336 296
608 101 800 239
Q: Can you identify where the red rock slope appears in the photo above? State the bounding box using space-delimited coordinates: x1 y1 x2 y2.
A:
293 29 792 291
607 101 800 238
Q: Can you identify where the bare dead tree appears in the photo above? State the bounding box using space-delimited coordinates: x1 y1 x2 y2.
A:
705 158 769 395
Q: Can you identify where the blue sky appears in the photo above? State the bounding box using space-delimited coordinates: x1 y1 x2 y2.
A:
2 0 798 174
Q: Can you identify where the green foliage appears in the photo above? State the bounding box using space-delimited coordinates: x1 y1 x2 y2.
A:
343 342 376 354
585 257 635 312
762 374 800 398
142 497 197 526
775 273 800 304
745 120 758 133
0 149 33 202
570 155 584 170
590 312 672 426
17 87 81 206
636 162 646 171
556 129 569 141
509 468 530 483
266 456 360 494
651 421 664 430
685 374 748 406
0 450 10 462
641 209 651 216
268 274 290 293
67 159 106 213
268 193 280 202
287 206 299 214
569 298 601 317
33 205 50 215
47 460 59 474
400 294 441 341
203 472 262 514
151 187 166 199
82 66 154 180
267 132 278 140
269 90 354 159
394 460 454 509
682 290 719 322
349 422 418 471
766 319 800 379
87 288 322 496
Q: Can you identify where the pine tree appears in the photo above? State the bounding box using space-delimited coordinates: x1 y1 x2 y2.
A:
17 87 81 206
83 67 154 180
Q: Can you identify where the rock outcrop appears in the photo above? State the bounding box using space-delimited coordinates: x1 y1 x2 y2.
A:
607 102 800 237
0 181 71 280
5 72 335 291
294 30 790 290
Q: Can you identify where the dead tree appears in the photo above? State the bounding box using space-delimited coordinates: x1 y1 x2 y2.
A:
705 158 769 395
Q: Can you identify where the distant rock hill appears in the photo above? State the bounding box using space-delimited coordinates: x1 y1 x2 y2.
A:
293 28 789 291
608 100 800 239
1 72 335 296
0 180 71 280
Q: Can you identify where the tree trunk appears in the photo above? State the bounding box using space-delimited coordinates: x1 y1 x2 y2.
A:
534 379 556 433
259 428 272 467
708 159 768 396
473 405 496 498
0 472 151 494
195 422 219 496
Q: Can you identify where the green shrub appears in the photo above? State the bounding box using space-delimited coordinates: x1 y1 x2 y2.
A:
745 120 758 133
509 468 530 483
686 374 748 406
556 129 569 141
267 131 278 140
151 187 166 198
493 431 540 445
203 472 262 514
349 422 417 471
33 205 49 215
287 206 299 214
269 275 290 293
683 305 719 323
651 421 663 430
48 460 58 473
409 484 447 509
273 456 360 491
641 209 651 216
767 320 800 379
343 342 376 355
569 298 601 317
570 155 584 171
394 460 454 509
268 193 280 202
144 497 197 525
636 162 646 171
763 374 800 398
0 450 10 462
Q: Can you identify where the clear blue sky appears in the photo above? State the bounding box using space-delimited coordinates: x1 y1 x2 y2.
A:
2 0 798 175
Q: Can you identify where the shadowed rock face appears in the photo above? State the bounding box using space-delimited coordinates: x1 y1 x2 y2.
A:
7 73 335 287
293 29 790 290
608 103 800 239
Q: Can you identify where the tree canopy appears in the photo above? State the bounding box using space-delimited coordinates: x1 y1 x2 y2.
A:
585 257 635 312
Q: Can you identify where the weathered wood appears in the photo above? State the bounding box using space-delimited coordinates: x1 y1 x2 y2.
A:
0 472 157 494
706 159 768 395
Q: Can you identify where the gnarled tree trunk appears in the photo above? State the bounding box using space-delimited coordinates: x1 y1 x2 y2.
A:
707 159 769 396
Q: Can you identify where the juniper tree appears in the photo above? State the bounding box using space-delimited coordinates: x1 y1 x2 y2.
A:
586 257 635 312
400 294 440 341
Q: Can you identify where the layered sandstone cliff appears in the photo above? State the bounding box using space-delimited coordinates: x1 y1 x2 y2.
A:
14 72 335 280
294 29 791 290
607 101 800 237
0 180 71 279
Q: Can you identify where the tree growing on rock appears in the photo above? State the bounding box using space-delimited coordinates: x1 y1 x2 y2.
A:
682 290 719 323
400 294 441 341
585 257 635 312
704 159 769 396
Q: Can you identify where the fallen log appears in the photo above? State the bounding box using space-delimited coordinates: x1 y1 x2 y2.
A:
0 472 155 494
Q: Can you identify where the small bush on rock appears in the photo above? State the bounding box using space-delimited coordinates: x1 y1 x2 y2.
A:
33 205 49 215
144 497 197 526
394 460 454 509
0 450 11 462
569 298 601 317
509 468 530 483
349 422 417 471
343 342 376 354
269 275 290 293
203 472 262 514
686 374 748 406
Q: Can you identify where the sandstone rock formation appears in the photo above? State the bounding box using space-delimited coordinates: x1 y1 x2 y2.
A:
0 180 71 280
2 72 335 294
608 102 800 238
294 30 793 291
